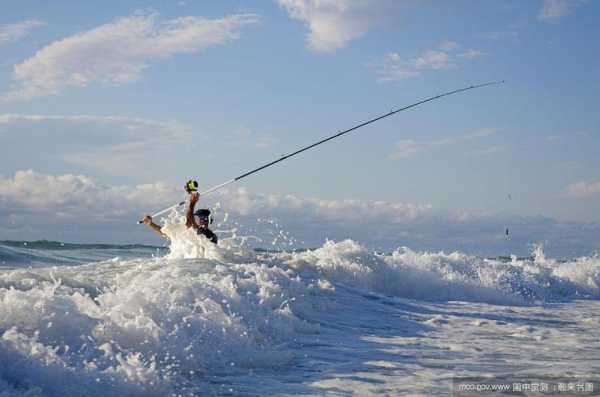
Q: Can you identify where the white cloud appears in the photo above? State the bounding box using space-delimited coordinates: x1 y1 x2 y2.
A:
376 50 453 81
538 0 586 22
0 113 284 181
219 187 432 222
566 181 600 199
375 42 484 82
0 170 431 223
0 114 192 176
481 29 518 41
458 49 485 59
0 114 186 132
473 145 505 156
0 20 45 45
389 128 497 160
229 126 277 149
2 12 259 101
0 170 179 218
539 0 569 21
0 170 434 243
277 0 397 52
438 40 458 51
414 50 454 70
1 170 599 256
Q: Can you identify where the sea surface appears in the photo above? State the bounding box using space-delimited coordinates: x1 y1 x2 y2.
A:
1 221 599 396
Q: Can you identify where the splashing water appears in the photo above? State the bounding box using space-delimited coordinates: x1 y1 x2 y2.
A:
1 218 600 395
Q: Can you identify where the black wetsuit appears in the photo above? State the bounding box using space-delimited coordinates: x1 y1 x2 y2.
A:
197 227 218 244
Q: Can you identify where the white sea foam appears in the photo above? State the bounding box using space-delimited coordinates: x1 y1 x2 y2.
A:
279 239 600 304
1 230 599 395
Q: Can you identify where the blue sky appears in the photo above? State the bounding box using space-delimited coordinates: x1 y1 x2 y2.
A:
0 0 598 256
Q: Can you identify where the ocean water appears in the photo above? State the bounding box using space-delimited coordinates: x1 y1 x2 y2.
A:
1 219 600 396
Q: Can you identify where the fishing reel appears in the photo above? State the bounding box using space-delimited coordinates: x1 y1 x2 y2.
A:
184 179 199 194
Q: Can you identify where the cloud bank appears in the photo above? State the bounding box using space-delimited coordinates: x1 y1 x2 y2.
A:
3 12 259 101
1 171 598 257
0 170 178 216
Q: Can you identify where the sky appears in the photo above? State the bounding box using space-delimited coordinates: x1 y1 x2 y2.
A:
0 0 599 257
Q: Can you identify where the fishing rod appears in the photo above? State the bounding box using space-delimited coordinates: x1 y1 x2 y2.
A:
138 80 504 223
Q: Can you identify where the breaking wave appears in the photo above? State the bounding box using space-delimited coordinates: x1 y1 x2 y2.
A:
1 224 599 395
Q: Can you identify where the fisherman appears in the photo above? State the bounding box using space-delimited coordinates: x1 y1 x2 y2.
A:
142 181 218 244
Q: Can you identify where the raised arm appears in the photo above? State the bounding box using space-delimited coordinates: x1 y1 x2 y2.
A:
142 215 167 238
186 192 199 229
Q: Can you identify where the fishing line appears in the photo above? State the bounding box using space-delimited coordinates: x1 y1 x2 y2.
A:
139 81 504 223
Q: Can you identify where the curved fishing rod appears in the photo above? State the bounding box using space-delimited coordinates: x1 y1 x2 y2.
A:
138 80 504 223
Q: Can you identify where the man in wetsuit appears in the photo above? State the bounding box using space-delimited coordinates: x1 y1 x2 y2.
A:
142 191 217 244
